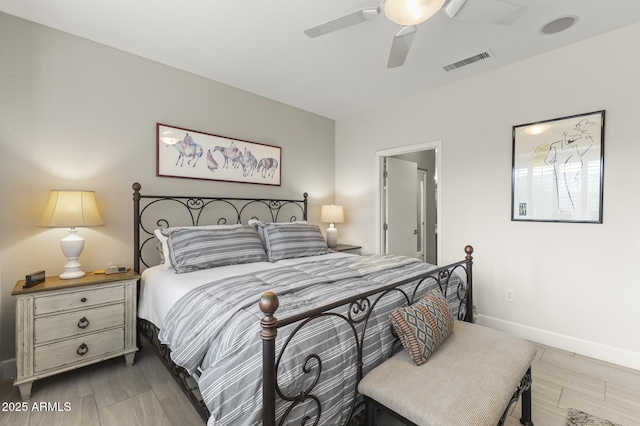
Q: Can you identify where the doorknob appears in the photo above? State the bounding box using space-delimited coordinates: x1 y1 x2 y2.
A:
414 230 418 234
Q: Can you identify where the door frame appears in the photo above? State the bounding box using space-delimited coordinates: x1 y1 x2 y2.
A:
417 168 428 262
375 140 442 261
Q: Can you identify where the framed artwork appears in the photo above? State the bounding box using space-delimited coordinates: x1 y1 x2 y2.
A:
511 110 605 223
157 123 281 186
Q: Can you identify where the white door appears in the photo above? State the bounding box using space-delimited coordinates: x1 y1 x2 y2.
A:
384 157 418 258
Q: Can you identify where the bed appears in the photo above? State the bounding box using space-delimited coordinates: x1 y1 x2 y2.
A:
132 182 474 426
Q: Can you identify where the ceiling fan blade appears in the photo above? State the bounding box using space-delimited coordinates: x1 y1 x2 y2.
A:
445 0 527 25
443 0 468 18
387 25 417 68
304 7 380 38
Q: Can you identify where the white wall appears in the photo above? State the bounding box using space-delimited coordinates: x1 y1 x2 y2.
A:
336 23 640 369
0 13 335 364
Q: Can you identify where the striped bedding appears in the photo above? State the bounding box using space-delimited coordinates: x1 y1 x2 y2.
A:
158 254 463 426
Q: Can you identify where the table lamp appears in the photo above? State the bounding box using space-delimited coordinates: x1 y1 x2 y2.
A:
321 205 344 249
36 190 105 279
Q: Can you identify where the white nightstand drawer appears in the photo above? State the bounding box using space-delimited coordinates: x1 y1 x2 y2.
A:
34 327 124 373
34 303 125 344
34 285 124 315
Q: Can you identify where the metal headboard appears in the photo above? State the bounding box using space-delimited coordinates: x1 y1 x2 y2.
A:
132 182 308 272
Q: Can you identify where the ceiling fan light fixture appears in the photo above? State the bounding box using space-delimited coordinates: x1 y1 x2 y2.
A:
384 0 446 26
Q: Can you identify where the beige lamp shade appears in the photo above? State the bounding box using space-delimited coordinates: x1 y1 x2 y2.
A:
37 190 104 279
37 190 104 228
320 205 344 224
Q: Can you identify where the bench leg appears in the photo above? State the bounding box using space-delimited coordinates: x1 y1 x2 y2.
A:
365 397 377 426
520 367 534 426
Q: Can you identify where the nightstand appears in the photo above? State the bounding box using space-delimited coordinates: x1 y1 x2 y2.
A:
333 244 362 254
11 270 139 400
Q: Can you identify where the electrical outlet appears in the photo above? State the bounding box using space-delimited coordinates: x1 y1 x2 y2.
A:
505 288 515 302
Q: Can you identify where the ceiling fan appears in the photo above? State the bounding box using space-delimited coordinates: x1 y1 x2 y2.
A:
304 0 527 68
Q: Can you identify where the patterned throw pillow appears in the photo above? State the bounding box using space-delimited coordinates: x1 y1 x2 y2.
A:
389 289 454 366
164 226 267 273
252 221 330 262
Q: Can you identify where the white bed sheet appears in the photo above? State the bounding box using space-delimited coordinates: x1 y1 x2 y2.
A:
138 252 353 328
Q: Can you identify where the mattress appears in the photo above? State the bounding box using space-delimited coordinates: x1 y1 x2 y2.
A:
138 251 354 328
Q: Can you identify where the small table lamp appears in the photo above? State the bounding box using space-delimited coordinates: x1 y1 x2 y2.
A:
36 190 104 279
321 205 344 249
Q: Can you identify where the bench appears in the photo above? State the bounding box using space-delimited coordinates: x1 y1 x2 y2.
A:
358 321 536 426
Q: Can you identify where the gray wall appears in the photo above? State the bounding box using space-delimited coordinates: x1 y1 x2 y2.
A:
0 13 335 365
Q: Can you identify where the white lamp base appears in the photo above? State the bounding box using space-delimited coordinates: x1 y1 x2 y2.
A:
326 223 338 248
59 228 86 279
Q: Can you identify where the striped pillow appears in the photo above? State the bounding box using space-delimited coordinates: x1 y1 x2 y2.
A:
390 289 454 366
254 221 330 262
155 224 242 269
164 226 267 273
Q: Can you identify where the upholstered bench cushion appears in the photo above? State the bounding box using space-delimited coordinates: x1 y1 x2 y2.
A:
358 321 536 426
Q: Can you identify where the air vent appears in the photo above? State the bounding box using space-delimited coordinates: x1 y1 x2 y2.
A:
443 50 495 72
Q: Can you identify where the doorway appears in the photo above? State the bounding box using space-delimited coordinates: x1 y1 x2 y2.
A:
376 141 441 264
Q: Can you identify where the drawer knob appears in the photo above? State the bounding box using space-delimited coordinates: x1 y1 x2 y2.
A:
77 343 89 356
77 317 90 329
80 297 87 303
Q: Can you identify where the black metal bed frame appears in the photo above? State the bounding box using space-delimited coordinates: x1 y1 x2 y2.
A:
132 182 475 425
132 182 309 420
133 182 308 271
258 248 474 425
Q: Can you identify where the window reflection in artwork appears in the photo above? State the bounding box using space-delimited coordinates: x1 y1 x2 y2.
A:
511 111 604 223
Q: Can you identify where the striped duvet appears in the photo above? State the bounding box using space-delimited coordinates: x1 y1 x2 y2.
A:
158 254 463 426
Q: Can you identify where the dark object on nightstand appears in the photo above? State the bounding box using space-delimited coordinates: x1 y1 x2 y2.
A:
105 265 128 274
24 271 45 288
333 244 361 254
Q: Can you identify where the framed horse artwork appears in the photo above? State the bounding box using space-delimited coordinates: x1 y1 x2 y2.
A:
156 123 281 186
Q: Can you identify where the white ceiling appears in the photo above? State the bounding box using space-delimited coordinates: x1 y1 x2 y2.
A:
2 0 640 119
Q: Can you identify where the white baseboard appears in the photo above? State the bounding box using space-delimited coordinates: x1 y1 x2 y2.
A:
477 314 640 372
0 358 16 380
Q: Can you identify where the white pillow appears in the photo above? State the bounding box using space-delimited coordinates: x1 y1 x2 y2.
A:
155 224 242 269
